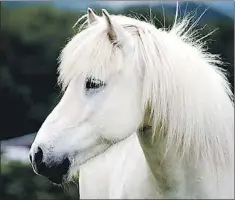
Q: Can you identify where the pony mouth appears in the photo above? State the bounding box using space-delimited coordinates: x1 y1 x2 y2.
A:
47 174 68 185
34 157 71 185
45 137 132 184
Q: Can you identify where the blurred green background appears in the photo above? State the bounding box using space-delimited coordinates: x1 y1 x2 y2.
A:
0 1 234 200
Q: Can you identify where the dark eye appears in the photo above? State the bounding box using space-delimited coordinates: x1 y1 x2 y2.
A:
85 77 106 91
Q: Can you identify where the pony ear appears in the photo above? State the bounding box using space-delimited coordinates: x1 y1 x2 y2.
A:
101 9 131 48
101 9 118 43
87 8 99 25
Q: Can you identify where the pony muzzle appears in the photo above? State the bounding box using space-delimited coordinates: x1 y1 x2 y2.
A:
29 146 71 184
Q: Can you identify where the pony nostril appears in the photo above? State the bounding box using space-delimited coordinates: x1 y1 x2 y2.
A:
34 146 43 164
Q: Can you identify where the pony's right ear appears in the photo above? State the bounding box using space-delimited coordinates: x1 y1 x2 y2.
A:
87 8 100 25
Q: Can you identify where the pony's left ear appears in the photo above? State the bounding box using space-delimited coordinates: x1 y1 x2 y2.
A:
102 9 133 51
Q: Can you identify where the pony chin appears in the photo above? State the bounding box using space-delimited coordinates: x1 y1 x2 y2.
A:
66 141 112 182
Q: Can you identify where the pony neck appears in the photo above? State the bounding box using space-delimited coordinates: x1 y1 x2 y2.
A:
79 132 159 198
136 103 234 198
137 105 172 192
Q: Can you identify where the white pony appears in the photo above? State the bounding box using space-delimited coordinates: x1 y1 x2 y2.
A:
29 6 234 199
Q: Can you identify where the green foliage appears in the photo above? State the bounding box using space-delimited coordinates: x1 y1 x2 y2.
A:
1 5 78 140
0 4 234 141
0 161 79 200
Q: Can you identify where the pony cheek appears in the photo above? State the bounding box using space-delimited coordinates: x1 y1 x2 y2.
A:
97 110 141 141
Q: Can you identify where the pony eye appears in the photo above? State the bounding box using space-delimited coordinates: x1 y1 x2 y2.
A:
85 77 106 92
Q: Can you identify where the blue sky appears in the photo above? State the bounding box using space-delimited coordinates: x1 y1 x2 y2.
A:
4 1 234 18
52 1 234 18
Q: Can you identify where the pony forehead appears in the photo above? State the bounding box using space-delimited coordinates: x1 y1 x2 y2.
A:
58 15 135 89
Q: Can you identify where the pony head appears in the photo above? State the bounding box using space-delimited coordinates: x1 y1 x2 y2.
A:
29 7 233 185
29 8 144 184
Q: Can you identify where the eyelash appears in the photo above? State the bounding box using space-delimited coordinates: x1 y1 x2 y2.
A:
85 77 106 92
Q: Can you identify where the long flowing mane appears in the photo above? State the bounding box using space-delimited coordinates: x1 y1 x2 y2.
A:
58 5 234 177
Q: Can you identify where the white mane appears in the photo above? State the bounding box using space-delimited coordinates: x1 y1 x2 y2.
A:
58 7 234 177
